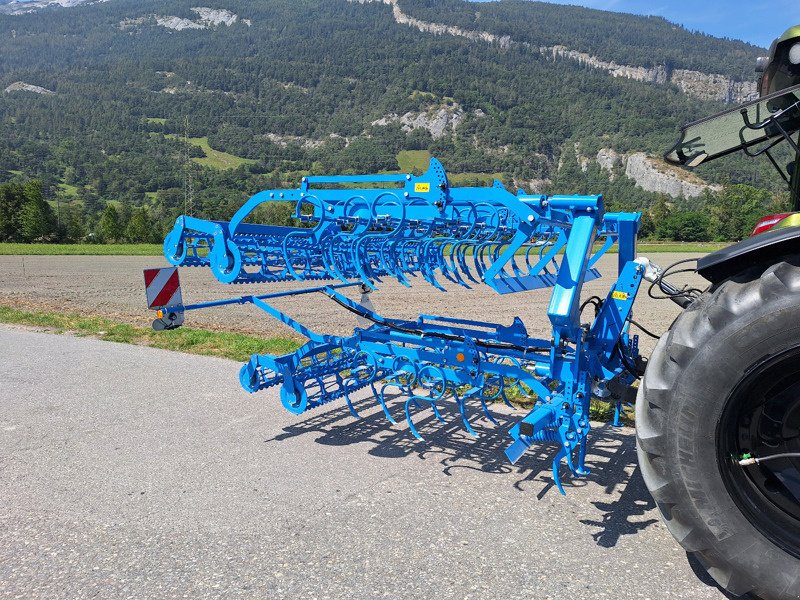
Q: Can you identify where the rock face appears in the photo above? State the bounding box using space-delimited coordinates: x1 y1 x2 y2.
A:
155 16 204 31
547 46 669 85
520 178 552 193
557 147 719 198
671 70 758 105
121 7 247 32
596 148 621 180
262 133 348 150
372 104 465 139
350 0 758 105
4 81 55 95
624 152 721 198
192 8 239 27
0 0 98 14
574 143 590 172
350 0 511 48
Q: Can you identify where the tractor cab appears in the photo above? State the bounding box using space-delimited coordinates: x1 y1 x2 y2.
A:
665 25 800 212
758 24 800 96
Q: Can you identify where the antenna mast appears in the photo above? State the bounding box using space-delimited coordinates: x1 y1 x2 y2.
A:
183 116 193 216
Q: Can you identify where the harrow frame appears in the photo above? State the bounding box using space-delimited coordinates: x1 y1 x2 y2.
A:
152 158 644 494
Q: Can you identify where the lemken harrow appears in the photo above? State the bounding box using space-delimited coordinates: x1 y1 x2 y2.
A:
150 158 645 494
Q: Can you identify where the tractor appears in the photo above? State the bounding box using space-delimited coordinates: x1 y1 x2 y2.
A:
643 24 800 598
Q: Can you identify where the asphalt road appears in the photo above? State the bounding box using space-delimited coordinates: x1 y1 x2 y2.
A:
0 326 729 599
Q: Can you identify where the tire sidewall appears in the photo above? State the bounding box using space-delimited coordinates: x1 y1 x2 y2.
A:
660 291 800 592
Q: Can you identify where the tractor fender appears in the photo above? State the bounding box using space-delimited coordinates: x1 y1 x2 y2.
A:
697 225 800 284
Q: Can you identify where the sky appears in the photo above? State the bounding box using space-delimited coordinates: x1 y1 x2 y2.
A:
473 0 800 49
10 0 799 48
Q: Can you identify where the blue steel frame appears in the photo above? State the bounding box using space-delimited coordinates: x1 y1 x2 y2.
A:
155 158 643 494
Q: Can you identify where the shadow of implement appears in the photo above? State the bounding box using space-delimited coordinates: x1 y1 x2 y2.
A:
265 392 659 547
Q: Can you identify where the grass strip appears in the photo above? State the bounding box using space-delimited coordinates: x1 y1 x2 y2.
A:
636 242 725 253
0 305 301 362
0 305 634 423
0 243 164 256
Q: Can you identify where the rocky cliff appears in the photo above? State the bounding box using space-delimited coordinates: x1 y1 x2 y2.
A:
623 152 721 198
372 104 467 139
351 0 758 105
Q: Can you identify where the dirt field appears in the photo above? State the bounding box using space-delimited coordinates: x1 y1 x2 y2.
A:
0 252 709 355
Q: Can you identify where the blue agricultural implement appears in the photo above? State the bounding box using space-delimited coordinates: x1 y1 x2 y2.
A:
145 25 800 600
150 158 644 495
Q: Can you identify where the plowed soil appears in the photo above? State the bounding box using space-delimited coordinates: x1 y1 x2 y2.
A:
0 253 709 355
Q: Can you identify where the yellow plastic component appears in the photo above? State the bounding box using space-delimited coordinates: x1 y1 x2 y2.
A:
414 182 430 193
774 213 800 230
612 290 629 301
776 25 800 45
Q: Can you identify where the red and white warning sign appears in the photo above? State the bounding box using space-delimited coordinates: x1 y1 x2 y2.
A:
143 267 183 310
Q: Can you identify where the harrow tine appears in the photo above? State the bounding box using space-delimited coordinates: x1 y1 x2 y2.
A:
430 399 447 423
455 243 479 283
453 388 478 437
343 387 362 419
353 236 380 290
404 395 425 441
576 434 591 476
611 400 624 427
470 374 501 424
376 381 399 425
442 240 471 289
498 388 515 409
482 398 500 424
422 265 447 292
551 447 568 496
564 436 577 474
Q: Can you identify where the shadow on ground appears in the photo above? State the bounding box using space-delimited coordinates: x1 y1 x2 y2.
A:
265 394 658 548
687 553 740 599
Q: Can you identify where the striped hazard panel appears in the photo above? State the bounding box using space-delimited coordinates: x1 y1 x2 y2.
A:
144 267 183 310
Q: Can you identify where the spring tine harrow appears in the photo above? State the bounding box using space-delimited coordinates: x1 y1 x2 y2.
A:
149 158 646 495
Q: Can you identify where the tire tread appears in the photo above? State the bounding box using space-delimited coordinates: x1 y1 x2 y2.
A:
637 257 800 599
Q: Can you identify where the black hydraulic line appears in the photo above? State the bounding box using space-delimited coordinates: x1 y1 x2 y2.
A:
647 258 702 307
739 452 800 466
323 292 551 356
628 318 661 340
614 339 641 379
580 296 603 316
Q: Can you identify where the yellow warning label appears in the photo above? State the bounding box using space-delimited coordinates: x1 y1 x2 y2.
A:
414 182 431 193
612 290 629 301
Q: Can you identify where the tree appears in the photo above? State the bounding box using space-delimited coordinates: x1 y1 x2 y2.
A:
125 207 157 243
656 210 711 242
116 198 133 235
709 184 772 241
97 203 123 243
19 181 56 242
64 204 87 242
0 182 26 242
638 211 655 239
650 195 671 224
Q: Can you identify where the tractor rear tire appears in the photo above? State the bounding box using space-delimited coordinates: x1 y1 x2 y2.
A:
637 257 800 599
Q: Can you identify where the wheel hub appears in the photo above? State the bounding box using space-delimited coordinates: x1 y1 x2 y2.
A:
719 346 800 558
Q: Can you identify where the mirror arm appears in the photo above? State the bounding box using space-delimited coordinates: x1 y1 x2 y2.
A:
764 149 791 184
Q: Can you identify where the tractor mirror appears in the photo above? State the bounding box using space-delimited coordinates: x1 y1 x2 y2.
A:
665 84 800 167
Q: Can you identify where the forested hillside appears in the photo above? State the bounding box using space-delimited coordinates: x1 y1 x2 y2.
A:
0 0 790 243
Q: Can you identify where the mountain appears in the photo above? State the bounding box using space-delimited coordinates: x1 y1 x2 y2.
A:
0 0 99 14
0 0 785 240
